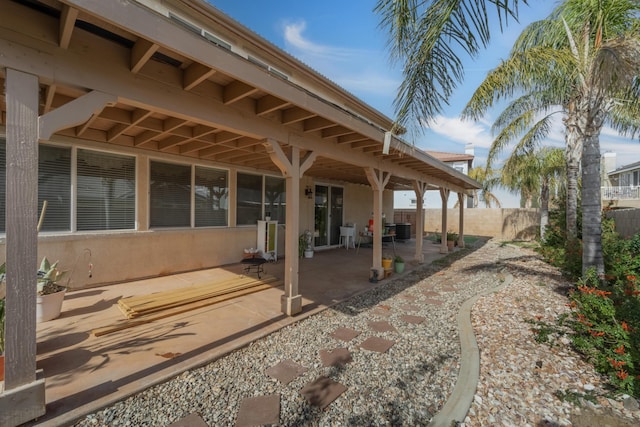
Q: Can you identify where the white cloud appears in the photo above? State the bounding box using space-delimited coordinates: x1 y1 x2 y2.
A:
425 115 494 148
281 20 400 103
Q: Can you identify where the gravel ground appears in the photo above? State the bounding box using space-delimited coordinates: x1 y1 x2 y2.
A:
73 239 640 426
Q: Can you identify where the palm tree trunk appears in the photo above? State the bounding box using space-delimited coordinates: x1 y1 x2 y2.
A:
565 121 581 241
540 179 549 240
581 128 604 276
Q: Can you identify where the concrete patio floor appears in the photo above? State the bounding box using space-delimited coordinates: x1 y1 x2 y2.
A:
26 238 451 426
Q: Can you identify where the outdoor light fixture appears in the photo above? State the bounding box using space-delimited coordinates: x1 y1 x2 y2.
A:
305 186 313 199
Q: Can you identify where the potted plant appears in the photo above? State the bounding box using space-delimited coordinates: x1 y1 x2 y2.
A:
381 256 393 270
300 230 314 258
394 255 405 273
446 231 458 251
36 257 67 322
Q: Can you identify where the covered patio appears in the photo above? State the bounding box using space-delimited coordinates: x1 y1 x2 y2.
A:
31 237 455 426
0 0 479 424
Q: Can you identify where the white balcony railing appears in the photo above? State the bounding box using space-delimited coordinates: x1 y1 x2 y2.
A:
602 186 640 200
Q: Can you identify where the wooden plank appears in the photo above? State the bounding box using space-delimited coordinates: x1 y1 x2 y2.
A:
92 281 283 337
117 275 277 318
121 279 278 318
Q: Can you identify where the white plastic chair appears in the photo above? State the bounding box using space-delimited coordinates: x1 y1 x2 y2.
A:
339 225 355 250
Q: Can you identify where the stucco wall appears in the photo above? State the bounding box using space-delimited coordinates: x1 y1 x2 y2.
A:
606 208 640 238
0 181 387 289
423 208 540 241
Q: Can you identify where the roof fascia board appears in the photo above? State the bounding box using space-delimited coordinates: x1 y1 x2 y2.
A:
179 0 395 129
59 0 388 142
0 28 472 192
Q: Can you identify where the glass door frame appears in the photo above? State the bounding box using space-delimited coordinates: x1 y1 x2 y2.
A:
313 184 344 249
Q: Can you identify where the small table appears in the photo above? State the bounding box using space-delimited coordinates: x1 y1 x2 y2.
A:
356 232 396 255
241 256 267 278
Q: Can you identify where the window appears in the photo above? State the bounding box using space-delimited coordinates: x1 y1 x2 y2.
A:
195 166 228 227
0 141 72 232
236 173 285 226
38 145 72 231
236 173 263 226
77 149 135 231
264 176 285 223
150 161 191 228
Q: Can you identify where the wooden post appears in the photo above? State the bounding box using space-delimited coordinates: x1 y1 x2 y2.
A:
413 181 429 263
264 139 316 315
458 193 465 248
365 168 391 277
1 68 46 426
439 188 450 254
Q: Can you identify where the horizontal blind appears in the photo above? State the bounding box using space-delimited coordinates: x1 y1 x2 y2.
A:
150 161 191 228
236 172 262 225
39 145 72 231
195 166 228 227
264 176 285 224
77 149 135 231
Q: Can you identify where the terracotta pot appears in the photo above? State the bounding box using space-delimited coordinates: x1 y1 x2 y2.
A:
447 241 455 252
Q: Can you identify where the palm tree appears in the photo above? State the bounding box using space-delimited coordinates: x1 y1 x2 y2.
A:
374 0 527 130
462 0 640 275
501 147 565 238
467 166 502 208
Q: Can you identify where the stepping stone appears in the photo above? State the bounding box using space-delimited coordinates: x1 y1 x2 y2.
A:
372 306 392 317
441 286 457 292
169 413 208 427
235 394 280 427
400 304 420 312
400 314 425 325
424 298 444 305
368 320 396 333
330 327 360 342
399 294 417 301
265 359 308 385
360 336 395 353
422 290 441 297
300 377 347 409
319 348 352 367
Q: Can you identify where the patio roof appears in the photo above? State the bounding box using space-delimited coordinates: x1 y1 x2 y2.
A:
0 0 479 193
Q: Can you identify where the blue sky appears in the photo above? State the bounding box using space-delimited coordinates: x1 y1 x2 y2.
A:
210 0 640 207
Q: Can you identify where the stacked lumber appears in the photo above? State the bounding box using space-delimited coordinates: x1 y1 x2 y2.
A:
92 274 282 337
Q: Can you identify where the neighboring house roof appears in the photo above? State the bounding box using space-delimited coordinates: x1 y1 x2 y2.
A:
609 160 640 176
1 0 480 193
426 151 474 163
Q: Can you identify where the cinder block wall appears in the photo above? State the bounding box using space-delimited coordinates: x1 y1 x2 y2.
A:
423 208 540 240
606 208 640 238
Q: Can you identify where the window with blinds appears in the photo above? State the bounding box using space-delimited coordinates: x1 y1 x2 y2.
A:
38 145 72 231
194 166 228 227
236 172 263 226
264 176 285 223
0 141 71 232
77 149 135 230
150 161 191 228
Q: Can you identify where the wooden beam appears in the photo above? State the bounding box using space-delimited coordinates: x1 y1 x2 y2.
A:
303 116 334 132
256 94 290 116
282 107 314 125
59 5 78 49
131 38 159 74
183 62 216 91
39 90 116 140
223 80 258 105
43 84 57 113
322 126 353 139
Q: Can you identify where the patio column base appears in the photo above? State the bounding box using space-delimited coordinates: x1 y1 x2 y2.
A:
440 247 449 254
0 369 45 427
281 294 302 316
